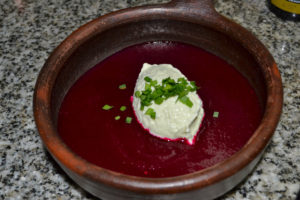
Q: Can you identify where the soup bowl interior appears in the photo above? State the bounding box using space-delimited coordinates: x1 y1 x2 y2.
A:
34 3 282 200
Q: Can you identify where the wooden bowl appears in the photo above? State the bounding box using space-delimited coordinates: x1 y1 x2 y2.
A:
33 0 283 199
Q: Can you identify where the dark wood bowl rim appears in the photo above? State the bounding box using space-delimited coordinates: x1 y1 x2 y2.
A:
33 0 283 194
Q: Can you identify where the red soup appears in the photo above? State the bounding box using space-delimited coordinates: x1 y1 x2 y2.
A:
58 41 262 178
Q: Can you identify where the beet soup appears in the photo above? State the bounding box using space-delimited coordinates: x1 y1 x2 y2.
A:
58 41 263 178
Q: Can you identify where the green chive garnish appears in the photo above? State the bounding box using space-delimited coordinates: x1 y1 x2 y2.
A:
154 97 164 105
213 111 219 118
145 108 156 119
119 84 126 90
120 106 127 111
115 116 120 120
179 96 193 108
125 117 132 124
144 76 152 82
134 76 199 119
102 104 113 110
135 91 141 97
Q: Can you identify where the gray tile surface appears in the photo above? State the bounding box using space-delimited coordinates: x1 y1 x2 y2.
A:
0 0 299 199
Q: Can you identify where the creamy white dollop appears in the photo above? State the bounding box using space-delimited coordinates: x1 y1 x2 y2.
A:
132 63 204 145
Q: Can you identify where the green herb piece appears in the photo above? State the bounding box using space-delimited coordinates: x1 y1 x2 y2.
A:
177 77 188 85
115 116 121 120
119 84 126 90
144 76 152 82
213 111 219 118
179 96 193 108
135 91 141 97
189 81 199 91
145 108 156 119
164 83 172 91
150 80 157 86
102 104 113 110
120 106 127 111
145 83 151 91
154 97 164 105
125 117 132 124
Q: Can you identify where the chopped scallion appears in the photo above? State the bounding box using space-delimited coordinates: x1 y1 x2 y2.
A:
120 106 127 111
144 76 152 82
213 111 219 118
115 116 120 120
154 97 164 105
125 117 132 124
179 96 193 108
135 91 141 97
119 84 126 90
102 104 113 110
145 83 151 91
145 108 156 119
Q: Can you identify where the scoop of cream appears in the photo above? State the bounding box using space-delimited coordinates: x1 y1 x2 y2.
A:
132 63 204 145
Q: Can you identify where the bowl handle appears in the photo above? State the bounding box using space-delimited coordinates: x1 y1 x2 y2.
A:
167 0 217 17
